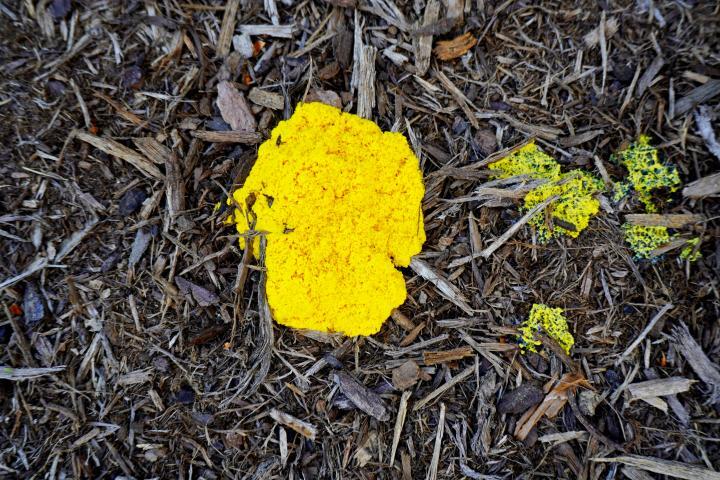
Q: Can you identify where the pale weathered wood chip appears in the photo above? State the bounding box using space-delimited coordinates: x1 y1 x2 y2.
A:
269 409 317 440
672 322 720 404
683 172 720 198
217 81 257 131
627 377 695 401
248 87 284 110
592 455 720 480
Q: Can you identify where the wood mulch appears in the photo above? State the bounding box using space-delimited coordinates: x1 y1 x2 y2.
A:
2 1 720 478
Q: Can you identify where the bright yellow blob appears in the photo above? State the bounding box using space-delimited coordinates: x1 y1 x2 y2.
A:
518 304 574 354
491 143 602 241
228 102 425 336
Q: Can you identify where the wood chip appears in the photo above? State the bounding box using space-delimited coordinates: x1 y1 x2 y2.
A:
672 322 720 404
351 12 376 119
624 214 705 228
389 390 411 466
514 373 590 441
592 455 720 480
636 55 665 97
116 369 153 386
627 377 695 401
239 24 295 38
190 130 262 144
414 0 439 75
448 194 558 267
673 79 720 118
683 172 720 198
334 372 389 421
434 32 477 61
422 347 474 365
216 0 240 57
413 364 474 411
217 81 257 131
269 409 317 440
133 137 171 165
73 130 163 179
425 403 446 480
56 217 99 262
583 16 618 47
248 87 284 110
0 365 66 381
435 70 479 129
392 360 421 390
409 258 473 315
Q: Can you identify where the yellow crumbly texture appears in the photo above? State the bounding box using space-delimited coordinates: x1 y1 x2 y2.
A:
518 304 575 354
622 225 670 259
491 143 602 241
614 135 680 213
229 102 425 336
680 237 702 262
490 143 561 180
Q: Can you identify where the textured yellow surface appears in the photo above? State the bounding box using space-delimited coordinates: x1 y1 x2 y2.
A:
622 225 670 259
518 304 574 354
614 135 680 213
229 102 425 336
491 143 602 240
491 143 561 181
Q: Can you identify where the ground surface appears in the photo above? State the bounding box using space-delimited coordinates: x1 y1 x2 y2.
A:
2 1 720 479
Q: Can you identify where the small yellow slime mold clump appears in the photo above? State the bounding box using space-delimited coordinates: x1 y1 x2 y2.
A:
622 225 670 259
491 143 602 241
229 102 425 336
491 143 561 181
518 304 574 354
613 135 680 213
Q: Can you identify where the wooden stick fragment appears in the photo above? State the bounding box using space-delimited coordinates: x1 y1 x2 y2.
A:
626 377 695 401
683 172 720 198
448 195 558 268
414 0 439 76
672 322 720 404
624 214 705 228
409 258 473 315
269 409 317 440
190 130 263 144
617 304 673 363
592 455 720 480
73 130 163 179
425 403 446 480
413 364 474 411
389 391 411 467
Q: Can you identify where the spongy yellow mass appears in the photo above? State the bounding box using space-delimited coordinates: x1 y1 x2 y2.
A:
229 102 425 336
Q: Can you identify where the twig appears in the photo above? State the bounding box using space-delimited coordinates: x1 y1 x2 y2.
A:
617 304 673 364
448 195 558 268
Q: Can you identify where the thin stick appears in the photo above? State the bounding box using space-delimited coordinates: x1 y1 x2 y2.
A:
389 391 411 466
617 304 673 364
448 195 558 268
425 403 446 480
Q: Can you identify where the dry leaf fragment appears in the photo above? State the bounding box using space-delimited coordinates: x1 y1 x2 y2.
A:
216 80 257 131
434 32 477 61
